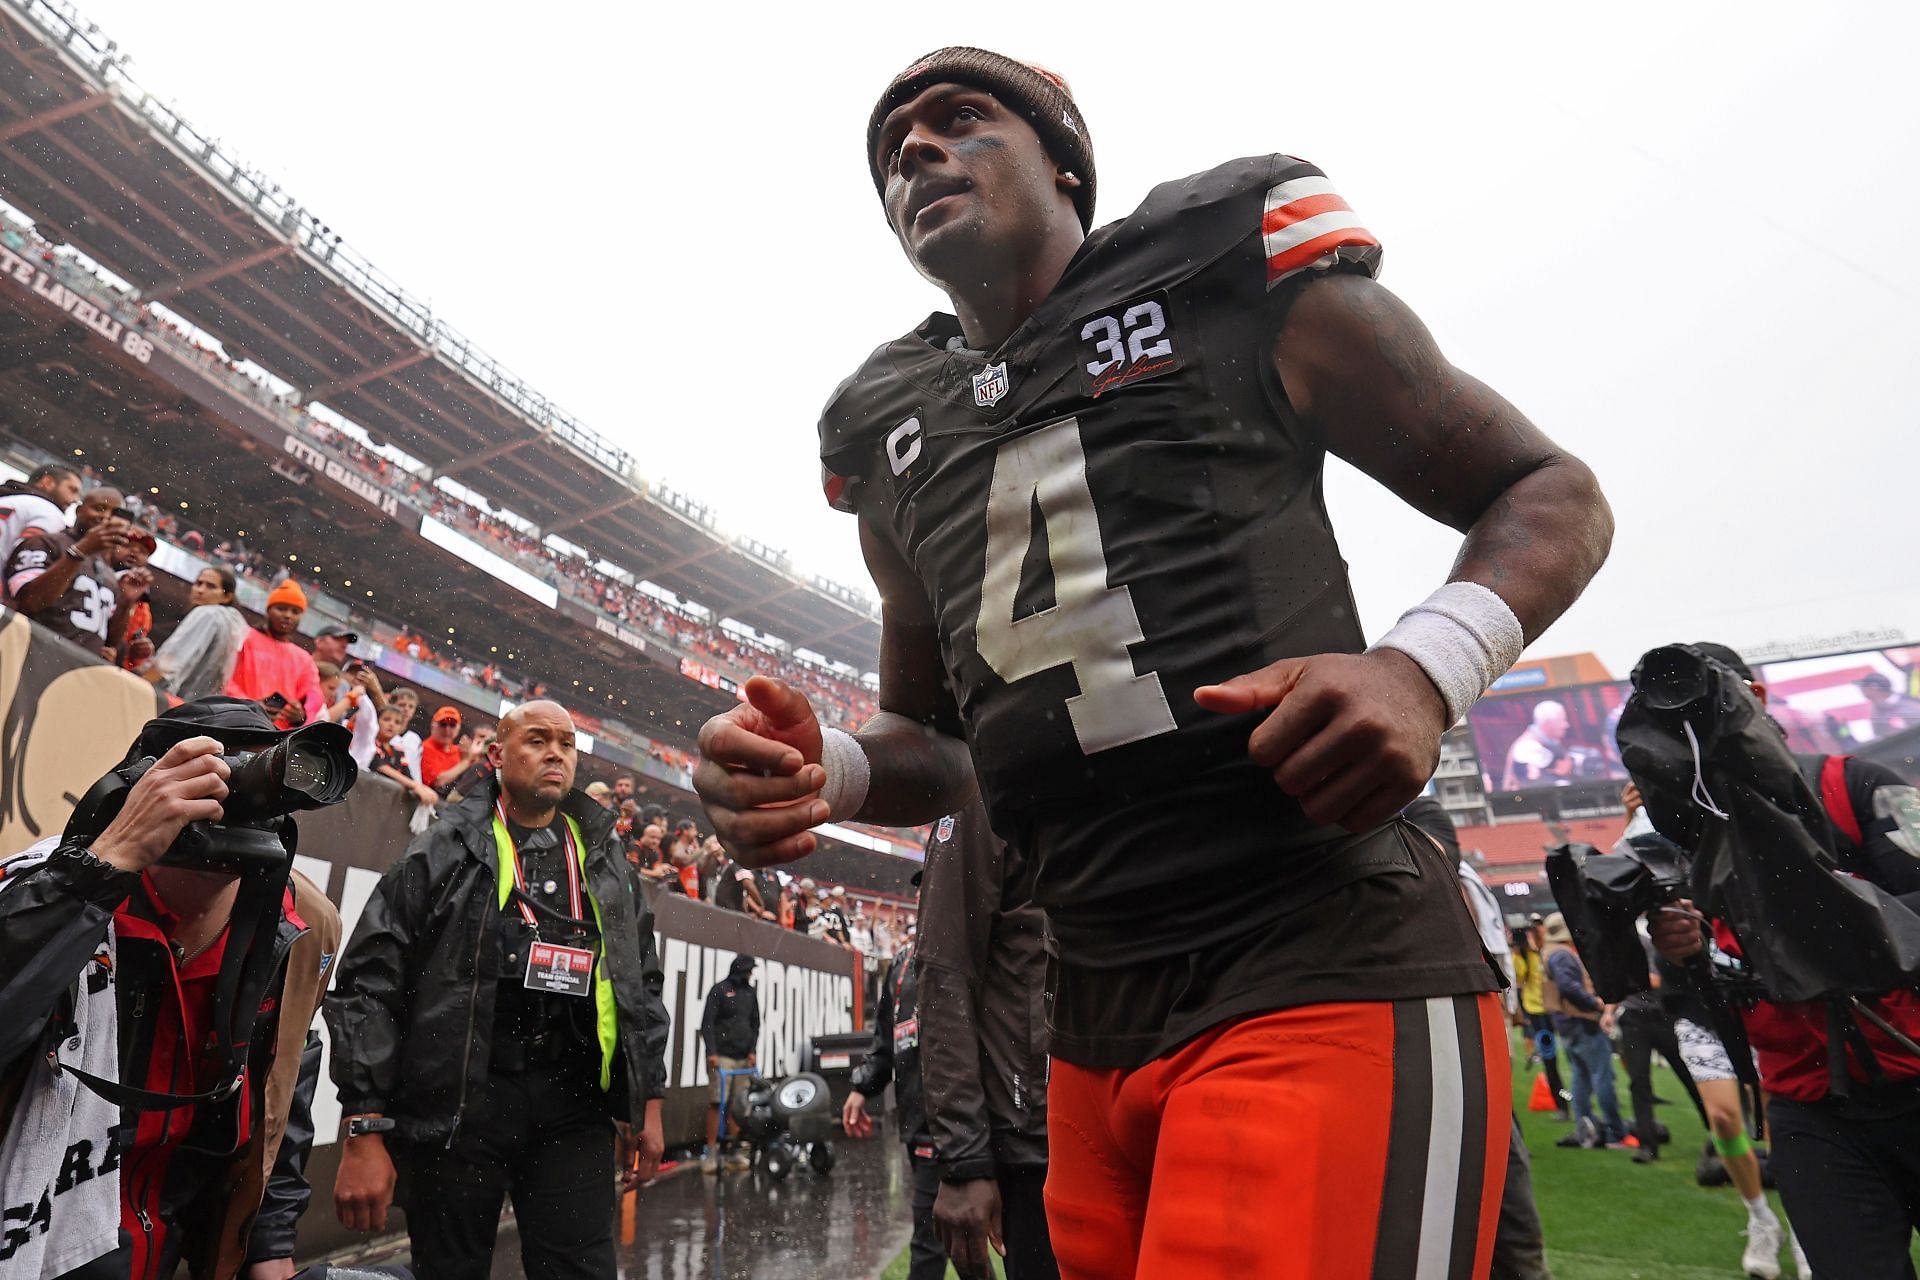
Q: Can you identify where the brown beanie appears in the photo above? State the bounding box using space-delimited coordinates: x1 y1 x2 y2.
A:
868 47 1095 230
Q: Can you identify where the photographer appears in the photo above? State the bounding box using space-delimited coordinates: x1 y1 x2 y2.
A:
0 698 343 1280
1642 643 1920 1279
325 699 670 1280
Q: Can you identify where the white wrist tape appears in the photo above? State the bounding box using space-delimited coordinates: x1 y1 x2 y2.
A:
817 727 872 822
1368 581 1525 725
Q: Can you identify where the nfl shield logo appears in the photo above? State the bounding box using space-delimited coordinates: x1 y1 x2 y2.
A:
972 361 1010 408
936 815 955 843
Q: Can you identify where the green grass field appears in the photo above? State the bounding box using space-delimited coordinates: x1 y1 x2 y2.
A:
880 1030 1911 1278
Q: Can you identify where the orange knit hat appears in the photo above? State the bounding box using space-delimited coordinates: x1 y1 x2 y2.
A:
265 579 308 610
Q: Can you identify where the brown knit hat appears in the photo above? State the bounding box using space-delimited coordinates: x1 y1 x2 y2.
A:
868 47 1095 230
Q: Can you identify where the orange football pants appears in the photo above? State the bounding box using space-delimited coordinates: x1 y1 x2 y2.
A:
1044 994 1508 1280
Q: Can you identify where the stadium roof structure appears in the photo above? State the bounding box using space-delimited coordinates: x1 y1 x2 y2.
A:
0 0 880 668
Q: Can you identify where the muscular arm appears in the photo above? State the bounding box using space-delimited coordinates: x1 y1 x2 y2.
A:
848 517 977 827
1273 272 1612 640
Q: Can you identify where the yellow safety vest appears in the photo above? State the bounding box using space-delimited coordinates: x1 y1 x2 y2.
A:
491 812 620 1090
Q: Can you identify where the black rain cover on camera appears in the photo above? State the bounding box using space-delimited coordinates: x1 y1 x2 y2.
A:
1616 644 1920 1002
1544 842 1655 1002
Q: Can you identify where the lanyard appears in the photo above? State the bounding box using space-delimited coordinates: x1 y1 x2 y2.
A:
493 800 584 928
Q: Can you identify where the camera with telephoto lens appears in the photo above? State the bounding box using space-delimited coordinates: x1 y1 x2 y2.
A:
66 721 359 873
1545 833 1693 1003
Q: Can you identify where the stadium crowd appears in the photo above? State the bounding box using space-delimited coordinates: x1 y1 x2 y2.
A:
2 215 881 733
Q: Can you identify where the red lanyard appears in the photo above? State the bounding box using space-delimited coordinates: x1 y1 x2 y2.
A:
494 800 584 927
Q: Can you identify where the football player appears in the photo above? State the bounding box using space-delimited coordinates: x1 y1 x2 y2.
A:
695 48 1612 1280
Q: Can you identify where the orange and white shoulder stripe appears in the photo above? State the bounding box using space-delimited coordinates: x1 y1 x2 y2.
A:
1263 173 1379 289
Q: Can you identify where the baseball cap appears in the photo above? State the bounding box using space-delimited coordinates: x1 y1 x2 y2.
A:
316 623 359 642
829 886 847 898
1542 912 1572 944
432 706 462 726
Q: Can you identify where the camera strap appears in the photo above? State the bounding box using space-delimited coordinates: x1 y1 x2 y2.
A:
52 863 290 1113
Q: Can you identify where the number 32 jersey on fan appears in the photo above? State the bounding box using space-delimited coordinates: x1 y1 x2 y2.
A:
820 154 1388 966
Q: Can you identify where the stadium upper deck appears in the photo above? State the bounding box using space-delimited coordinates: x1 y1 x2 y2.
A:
0 0 881 668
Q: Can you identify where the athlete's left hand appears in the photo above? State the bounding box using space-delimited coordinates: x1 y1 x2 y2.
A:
933 1177 1005 1278
1195 648 1447 832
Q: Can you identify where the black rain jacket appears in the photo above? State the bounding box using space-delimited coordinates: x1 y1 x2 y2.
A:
851 943 929 1149
700 956 760 1060
324 778 670 1143
915 800 1050 1181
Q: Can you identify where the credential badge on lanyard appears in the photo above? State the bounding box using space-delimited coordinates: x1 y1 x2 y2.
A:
497 801 595 998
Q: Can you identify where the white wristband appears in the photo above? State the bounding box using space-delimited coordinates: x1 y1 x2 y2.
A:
817 727 872 822
1368 581 1525 725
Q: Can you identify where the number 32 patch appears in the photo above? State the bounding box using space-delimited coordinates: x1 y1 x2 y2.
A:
1077 290 1182 399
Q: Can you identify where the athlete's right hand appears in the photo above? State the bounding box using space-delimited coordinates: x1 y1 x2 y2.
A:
334 1131 397 1232
90 737 229 873
694 676 830 868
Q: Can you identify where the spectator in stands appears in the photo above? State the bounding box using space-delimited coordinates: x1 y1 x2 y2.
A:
387 687 424 777
613 775 636 806
1544 912 1627 1149
584 781 613 809
111 528 157 672
309 622 355 670
139 565 250 700
431 726 494 802
335 662 388 769
226 579 323 727
776 880 797 931
417 706 467 790
370 705 438 813
698 834 728 905
614 798 640 850
669 822 702 899
816 887 855 952
635 824 676 887
795 879 821 934
752 866 782 926
712 843 772 921
872 904 897 962
317 661 348 718
4 486 141 659
0 461 79 581
850 907 873 956
698 956 760 1174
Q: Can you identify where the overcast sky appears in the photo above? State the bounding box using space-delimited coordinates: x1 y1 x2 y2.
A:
66 0 1920 676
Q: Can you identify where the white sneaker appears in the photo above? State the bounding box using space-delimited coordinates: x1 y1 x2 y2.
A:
1790 1230 1811 1279
699 1149 718 1175
1742 1216 1784 1279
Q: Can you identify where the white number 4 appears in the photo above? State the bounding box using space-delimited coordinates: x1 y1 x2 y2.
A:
974 418 1176 754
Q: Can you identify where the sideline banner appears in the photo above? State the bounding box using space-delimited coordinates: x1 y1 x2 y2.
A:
0 612 860 1259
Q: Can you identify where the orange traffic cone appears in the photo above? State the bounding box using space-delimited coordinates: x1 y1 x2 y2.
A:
1528 1072 1557 1112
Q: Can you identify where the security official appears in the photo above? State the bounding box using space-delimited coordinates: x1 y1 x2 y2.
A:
326 700 670 1280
